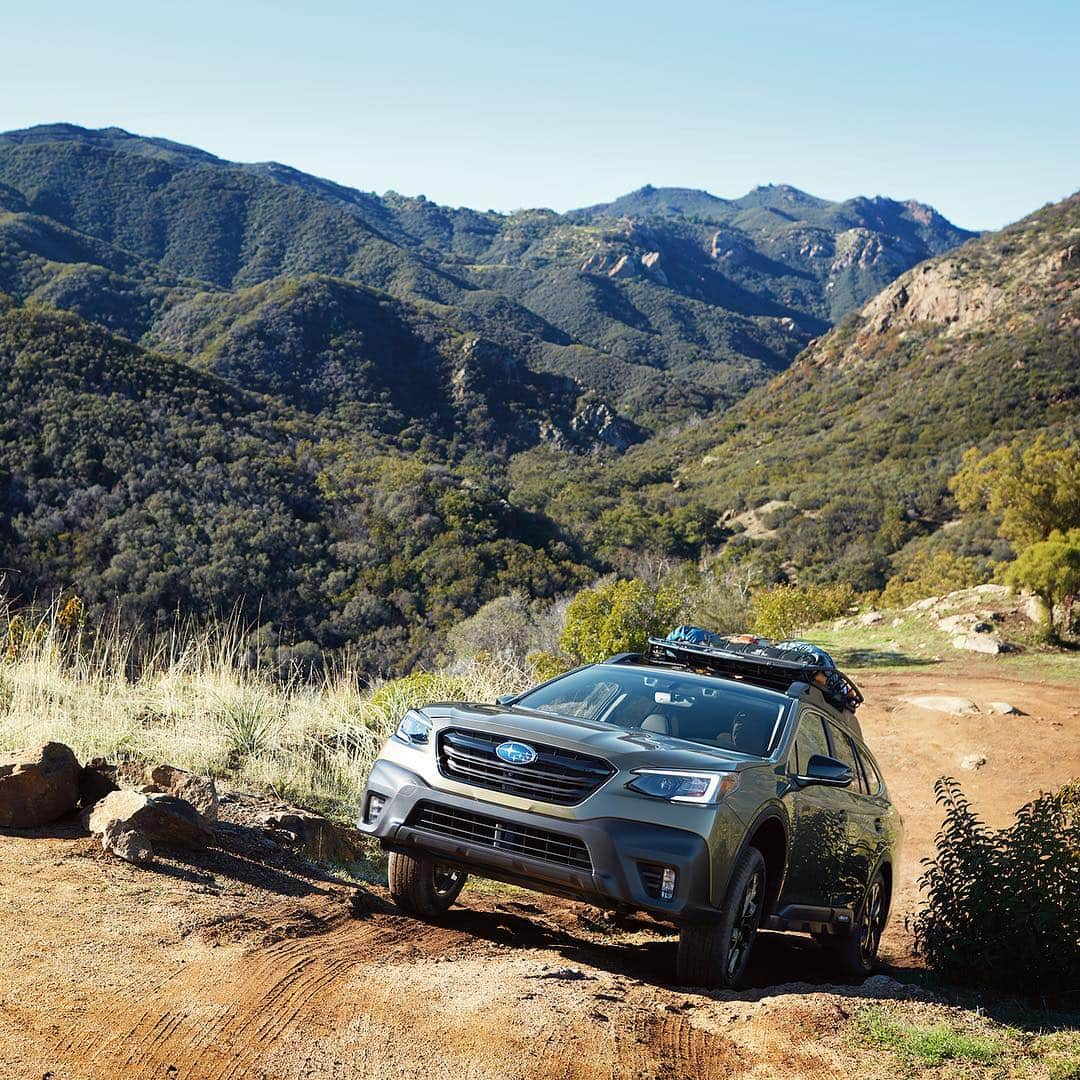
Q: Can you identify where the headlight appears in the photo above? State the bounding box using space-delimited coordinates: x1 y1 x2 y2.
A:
627 769 739 804
394 710 432 746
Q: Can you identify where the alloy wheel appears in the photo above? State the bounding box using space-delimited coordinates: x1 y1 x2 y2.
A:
859 880 885 966
433 864 464 898
727 869 762 978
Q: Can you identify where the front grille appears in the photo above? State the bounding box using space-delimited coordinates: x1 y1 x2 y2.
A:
409 802 592 872
437 728 614 805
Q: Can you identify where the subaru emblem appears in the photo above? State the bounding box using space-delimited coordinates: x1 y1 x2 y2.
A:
495 740 537 765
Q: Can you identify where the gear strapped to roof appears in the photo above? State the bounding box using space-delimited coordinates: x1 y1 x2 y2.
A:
633 628 864 716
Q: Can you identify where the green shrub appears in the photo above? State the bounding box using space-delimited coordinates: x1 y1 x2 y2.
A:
913 778 1080 996
879 549 983 608
526 650 571 682
1005 529 1080 641
750 583 855 639
560 578 684 664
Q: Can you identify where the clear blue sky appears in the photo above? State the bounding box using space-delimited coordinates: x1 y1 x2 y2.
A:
2 0 1077 230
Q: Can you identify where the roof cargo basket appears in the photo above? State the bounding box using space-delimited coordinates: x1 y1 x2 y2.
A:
641 633 863 714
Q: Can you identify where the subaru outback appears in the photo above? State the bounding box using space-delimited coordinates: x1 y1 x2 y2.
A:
359 633 901 989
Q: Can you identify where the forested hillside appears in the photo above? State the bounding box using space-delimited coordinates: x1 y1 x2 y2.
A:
0 298 588 669
5 123 1069 670
0 125 972 431
516 193 1080 590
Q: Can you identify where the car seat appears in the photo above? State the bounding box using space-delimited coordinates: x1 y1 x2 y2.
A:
640 713 672 735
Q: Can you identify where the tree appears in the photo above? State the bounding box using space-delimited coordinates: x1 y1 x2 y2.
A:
951 437 1080 548
560 578 684 664
750 583 855 640
1005 529 1080 640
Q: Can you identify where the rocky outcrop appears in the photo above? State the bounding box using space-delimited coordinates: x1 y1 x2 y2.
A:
88 790 213 850
861 261 1003 335
569 401 637 452
141 764 219 821
639 251 668 284
0 742 81 827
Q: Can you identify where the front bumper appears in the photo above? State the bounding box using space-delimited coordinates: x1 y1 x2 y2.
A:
360 758 714 919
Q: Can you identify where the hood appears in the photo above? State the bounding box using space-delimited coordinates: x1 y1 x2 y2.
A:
417 702 761 772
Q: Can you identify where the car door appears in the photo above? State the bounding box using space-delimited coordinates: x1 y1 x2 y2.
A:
779 709 849 911
825 722 879 912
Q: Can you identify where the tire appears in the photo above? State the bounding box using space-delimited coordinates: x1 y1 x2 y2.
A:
824 869 889 976
677 846 766 989
387 851 468 919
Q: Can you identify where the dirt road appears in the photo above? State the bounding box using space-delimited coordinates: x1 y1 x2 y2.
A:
2 669 1077 1079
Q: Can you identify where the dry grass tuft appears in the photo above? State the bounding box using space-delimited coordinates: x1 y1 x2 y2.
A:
0 597 532 818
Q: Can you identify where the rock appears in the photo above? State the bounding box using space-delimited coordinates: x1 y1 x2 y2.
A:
960 753 987 771
988 701 1025 716
142 764 219 821
891 617 904 628
100 821 154 864
937 613 977 634
859 611 884 626
89 790 213 850
951 633 1008 654
258 810 360 863
903 695 980 716
906 597 940 612
79 758 119 809
0 742 81 827
1020 595 1046 624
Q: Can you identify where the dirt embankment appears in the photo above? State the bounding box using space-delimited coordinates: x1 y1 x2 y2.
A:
1 669 1077 1079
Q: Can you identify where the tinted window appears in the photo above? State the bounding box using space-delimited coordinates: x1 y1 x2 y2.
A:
793 712 831 775
855 745 882 795
828 726 866 794
515 665 787 758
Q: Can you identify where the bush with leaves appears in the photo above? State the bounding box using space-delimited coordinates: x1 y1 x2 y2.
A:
951 436 1080 548
879 550 983 608
914 778 1080 996
750 583 855 640
560 578 684 664
1005 529 1080 641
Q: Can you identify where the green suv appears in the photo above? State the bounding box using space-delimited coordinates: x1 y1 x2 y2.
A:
358 635 901 989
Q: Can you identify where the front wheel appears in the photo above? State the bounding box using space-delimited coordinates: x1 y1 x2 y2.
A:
824 870 889 976
677 847 766 989
388 851 468 918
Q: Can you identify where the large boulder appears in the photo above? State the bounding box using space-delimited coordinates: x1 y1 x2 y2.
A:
0 742 81 827
952 633 1009 654
88 789 213 850
141 764 219 821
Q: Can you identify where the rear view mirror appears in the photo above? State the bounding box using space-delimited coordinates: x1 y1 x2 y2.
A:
798 754 853 788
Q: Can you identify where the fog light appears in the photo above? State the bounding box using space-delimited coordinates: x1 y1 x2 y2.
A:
366 793 386 825
661 867 677 901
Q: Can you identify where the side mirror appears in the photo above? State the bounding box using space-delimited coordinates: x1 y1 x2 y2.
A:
495 693 517 707
798 754 853 788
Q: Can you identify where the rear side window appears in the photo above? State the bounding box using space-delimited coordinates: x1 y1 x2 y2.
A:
855 745 882 795
792 712 831 775
827 724 866 794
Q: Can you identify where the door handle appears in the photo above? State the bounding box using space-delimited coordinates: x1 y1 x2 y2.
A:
874 818 884 833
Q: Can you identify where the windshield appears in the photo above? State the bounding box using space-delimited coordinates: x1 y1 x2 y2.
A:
514 665 788 758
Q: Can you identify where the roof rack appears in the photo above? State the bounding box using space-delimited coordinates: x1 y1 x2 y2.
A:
638 635 864 714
